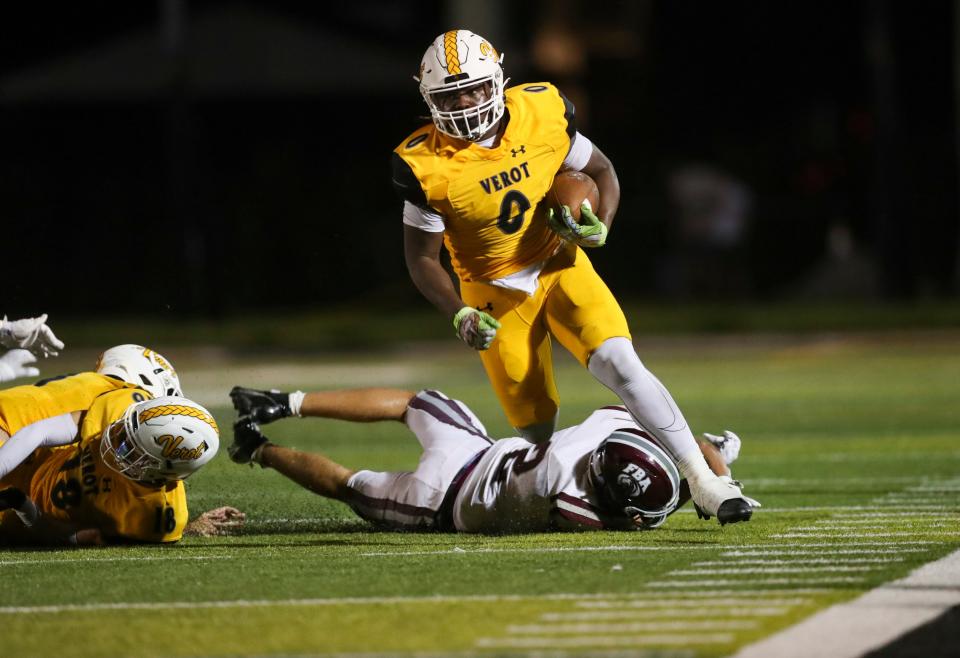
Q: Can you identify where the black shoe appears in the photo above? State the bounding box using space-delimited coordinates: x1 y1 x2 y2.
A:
229 417 270 465
230 386 292 424
716 498 754 525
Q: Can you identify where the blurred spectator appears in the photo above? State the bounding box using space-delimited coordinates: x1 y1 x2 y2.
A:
660 165 753 298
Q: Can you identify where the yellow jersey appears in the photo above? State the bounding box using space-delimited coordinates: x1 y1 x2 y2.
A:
0 387 187 543
0 372 147 437
393 82 575 282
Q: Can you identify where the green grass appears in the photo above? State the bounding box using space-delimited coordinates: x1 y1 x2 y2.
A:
2 332 959 657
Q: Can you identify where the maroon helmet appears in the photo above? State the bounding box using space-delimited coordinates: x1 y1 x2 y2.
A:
588 429 681 528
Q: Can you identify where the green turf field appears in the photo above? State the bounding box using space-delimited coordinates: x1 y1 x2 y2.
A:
2 332 959 657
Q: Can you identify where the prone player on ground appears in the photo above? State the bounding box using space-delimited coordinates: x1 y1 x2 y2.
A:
229 386 758 532
393 30 753 524
0 346 243 545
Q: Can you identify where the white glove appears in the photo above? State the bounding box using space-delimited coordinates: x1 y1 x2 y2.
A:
0 314 64 358
0 350 39 383
703 430 741 465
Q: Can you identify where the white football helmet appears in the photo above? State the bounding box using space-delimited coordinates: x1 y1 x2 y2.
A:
417 29 506 141
95 344 182 398
100 395 219 484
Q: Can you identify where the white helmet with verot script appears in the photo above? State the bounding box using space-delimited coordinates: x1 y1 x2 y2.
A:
416 30 506 141
100 396 219 484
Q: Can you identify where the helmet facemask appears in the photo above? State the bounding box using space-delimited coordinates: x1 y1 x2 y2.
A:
100 406 165 484
421 71 505 141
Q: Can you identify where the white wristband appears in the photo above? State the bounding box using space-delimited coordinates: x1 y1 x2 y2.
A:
288 390 306 417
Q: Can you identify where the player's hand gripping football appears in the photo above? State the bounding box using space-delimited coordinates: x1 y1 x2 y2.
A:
0 314 64 357
453 306 500 351
547 203 608 248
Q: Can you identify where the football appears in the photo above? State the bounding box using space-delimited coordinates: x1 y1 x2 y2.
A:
547 171 600 223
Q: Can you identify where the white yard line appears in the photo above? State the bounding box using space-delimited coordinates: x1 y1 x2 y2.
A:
771 531 958 539
507 620 760 634
360 539 944 558
721 548 927 557
0 555 233 566
0 589 822 616
574 593 825 607
541 607 793 621
646 577 866 588
728 548 960 658
813 518 945 525
692 558 903 566
668 566 880 576
475 634 735 649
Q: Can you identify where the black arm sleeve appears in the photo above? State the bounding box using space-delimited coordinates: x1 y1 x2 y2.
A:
390 152 429 208
557 90 577 139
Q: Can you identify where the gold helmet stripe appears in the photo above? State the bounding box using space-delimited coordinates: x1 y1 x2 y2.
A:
139 405 219 434
443 30 462 75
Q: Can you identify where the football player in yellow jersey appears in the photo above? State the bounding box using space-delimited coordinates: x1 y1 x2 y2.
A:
0 343 182 449
0 393 240 545
0 314 64 384
393 30 754 525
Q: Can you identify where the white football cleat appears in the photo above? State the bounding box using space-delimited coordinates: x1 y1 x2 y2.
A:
690 474 755 525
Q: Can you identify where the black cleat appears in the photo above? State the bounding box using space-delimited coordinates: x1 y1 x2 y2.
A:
716 498 754 525
229 417 270 465
229 386 292 424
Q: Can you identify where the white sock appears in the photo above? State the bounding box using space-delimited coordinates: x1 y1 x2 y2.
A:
588 337 713 482
288 390 306 417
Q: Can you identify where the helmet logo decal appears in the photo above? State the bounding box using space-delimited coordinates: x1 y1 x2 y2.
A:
139 405 219 433
154 434 210 460
479 41 497 59
617 463 652 497
443 30 462 74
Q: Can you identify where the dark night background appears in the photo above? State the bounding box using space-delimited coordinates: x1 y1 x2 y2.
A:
3 0 958 320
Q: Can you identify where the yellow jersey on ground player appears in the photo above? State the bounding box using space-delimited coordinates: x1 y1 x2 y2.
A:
0 372 147 438
0 386 187 543
393 82 575 282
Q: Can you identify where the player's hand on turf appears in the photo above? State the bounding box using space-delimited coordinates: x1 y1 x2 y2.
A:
183 506 246 537
0 314 64 357
546 204 607 248
703 430 741 465
453 306 500 351
0 350 40 383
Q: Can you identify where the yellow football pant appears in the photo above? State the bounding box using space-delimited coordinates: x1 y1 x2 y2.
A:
460 246 631 429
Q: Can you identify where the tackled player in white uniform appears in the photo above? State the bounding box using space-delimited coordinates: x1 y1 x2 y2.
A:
229 386 755 533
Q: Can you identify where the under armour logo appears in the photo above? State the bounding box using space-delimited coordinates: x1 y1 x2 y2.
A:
511 145 526 157
476 303 494 313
